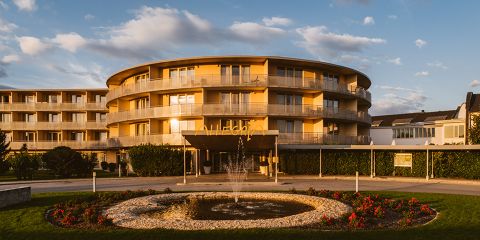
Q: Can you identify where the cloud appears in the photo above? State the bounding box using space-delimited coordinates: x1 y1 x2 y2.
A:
372 86 427 115
415 39 427 48
0 18 17 32
427 61 448 70
52 32 87 52
1 54 20 64
262 17 292 27
387 57 402 65
46 62 106 84
471 80 480 88
296 25 386 57
388 15 398 20
0 1 8 9
17 36 50 55
414 71 429 77
229 21 286 43
362 16 375 25
84 14 95 21
12 0 36 11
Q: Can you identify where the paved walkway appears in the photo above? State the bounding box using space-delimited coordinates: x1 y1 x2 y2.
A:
1 174 480 195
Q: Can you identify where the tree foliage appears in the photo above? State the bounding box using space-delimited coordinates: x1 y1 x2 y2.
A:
128 144 187 176
8 144 39 180
0 130 11 175
469 114 480 144
42 146 95 178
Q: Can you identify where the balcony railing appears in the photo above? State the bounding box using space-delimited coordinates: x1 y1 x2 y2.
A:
0 121 107 130
10 140 108 150
0 102 106 111
108 134 184 147
107 104 371 125
278 133 371 145
106 75 371 103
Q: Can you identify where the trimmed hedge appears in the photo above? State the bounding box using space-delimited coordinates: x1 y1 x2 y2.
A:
280 150 480 180
128 144 190 176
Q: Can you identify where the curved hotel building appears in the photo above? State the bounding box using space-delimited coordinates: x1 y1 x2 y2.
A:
106 56 371 159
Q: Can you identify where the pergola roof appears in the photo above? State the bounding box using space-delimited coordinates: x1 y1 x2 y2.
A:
181 130 279 152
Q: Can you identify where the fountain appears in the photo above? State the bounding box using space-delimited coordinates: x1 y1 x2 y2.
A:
223 137 250 203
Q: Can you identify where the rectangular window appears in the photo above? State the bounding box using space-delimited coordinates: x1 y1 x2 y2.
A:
179 68 187 85
324 99 339 113
169 69 178 80
48 95 58 103
277 67 285 77
25 95 35 103
72 113 85 122
71 132 84 142
221 65 231 84
25 132 35 142
0 113 11 122
459 125 465 138
135 123 149 136
170 120 194 133
96 113 106 122
135 98 149 109
241 65 250 83
48 113 59 122
445 126 453 138
324 122 339 135
187 67 195 82
25 113 35 123
0 95 9 103
232 65 240 84
47 132 60 141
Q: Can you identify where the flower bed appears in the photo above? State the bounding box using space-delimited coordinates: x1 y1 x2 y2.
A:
45 188 436 230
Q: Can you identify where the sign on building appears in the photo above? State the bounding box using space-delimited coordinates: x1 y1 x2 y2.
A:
394 153 413 167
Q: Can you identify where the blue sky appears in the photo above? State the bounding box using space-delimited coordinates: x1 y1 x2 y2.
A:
0 0 479 115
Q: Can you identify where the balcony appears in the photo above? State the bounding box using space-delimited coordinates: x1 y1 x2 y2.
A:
10 140 108 150
278 133 371 145
108 134 184 147
0 102 106 111
107 104 371 125
106 75 371 104
0 121 106 130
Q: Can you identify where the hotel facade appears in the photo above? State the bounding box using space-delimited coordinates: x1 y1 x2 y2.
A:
0 56 372 167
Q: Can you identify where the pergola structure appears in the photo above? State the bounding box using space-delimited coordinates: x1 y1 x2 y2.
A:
181 130 280 184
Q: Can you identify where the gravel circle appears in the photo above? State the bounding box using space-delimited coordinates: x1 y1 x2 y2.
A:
105 192 351 230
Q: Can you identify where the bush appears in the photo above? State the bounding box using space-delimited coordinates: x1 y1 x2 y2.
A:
128 144 189 176
43 146 95 178
8 144 40 180
0 159 10 175
108 163 116 172
100 161 108 171
119 161 128 175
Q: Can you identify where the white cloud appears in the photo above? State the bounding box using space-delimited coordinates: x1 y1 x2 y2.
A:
363 16 375 25
17 36 50 55
414 71 429 77
415 39 427 48
0 1 8 10
0 18 17 32
296 25 386 57
388 15 398 20
229 21 286 43
372 86 427 115
52 32 87 52
1 54 20 64
387 57 402 65
470 80 480 88
427 61 448 70
262 17 292 27
46 62 106 84
12 0 36 12
84 14 95 21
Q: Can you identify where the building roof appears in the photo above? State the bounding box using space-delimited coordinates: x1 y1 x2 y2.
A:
106 55 372 88
466 92 480 112
372 110 457 127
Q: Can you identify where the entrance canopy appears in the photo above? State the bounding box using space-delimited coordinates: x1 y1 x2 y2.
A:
182 130 279 151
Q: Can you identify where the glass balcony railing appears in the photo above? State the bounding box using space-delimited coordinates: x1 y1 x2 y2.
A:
278 133 371 145
107 104 371 125
0 121 106 130
106 75 372 104
10 140 108 150
0 102 106 111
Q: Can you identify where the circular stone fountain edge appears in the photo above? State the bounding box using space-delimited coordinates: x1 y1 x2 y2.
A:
105 192 351 230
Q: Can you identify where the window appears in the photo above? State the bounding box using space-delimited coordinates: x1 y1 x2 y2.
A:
95 95 106 103
170 119 194 133
0 113 11 122
0 95 9 103
323 73 339 89
324 99 339 113
187 67 195 82
96 113 106 122
72 113 85 122
48 95 58 103
241 65 250 83
71 94 83 103
221 65 250 84
25 95 35 103
48 113 59 122
277 119 302 133
170 94 194 105
169 69 178 80
324 122 339 135
277 94 302 105
135 98 149 109
25 113 35 123
25 132 35 142
47 132 60 141
94 131 108 141
71 132 84 141
445 125 464 138
394 127 435 139
135 123 149 136
232 65 240 84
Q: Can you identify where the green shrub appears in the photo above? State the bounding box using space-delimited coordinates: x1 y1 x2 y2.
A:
0 159 10 175
8 144 39 180
108 163 116 172
42 146 95 178
280 149 480 180
100 161 108 171
128 144 189 176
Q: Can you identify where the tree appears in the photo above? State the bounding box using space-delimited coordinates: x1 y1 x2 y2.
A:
42 146 93 178
128 144 186 176
469 114 480 144
0 130 11 175
8 144 39 180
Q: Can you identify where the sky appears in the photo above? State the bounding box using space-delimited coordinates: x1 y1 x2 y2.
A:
0 0 479 115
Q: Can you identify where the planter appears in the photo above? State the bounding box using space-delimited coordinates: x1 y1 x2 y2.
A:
203 166 211 175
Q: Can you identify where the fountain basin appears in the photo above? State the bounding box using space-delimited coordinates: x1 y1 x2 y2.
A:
105 192 351 230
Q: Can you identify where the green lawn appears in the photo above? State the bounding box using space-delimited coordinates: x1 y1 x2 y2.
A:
1 191 479 240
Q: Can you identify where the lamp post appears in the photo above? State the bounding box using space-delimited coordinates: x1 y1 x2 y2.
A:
319 146 322 178
370 141 374 178
425 140 429 181
183 136 187 184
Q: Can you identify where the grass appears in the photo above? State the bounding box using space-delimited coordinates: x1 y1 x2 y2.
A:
0 170 133 182
1 191 480 240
